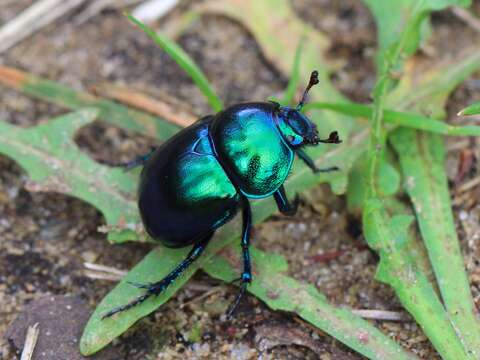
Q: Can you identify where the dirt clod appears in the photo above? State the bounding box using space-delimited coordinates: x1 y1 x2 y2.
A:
6 295 121 359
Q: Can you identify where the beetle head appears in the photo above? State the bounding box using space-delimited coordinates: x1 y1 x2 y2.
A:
276 107 319 146
276 71 327 147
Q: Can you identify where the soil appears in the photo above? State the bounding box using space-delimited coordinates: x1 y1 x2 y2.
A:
1 1 480 359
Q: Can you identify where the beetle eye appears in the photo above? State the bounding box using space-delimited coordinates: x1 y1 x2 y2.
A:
287 135 295 143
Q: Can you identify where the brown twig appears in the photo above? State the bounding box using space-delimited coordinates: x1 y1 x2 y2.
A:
452 6 480 33
20 323 39 360
0 65 28 88
179 286 223 309
456 175 480 194
75 0 145 25
0 0 88 53
91 83 197 127
351 309 411 322
131 0 179 24
306 244 369 263
454 148 475 186
83 262 127 282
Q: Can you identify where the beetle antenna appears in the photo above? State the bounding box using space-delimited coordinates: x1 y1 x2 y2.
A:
296 70 319 110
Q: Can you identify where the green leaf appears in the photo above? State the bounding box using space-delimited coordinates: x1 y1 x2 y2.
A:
203 247 418 360
459 101 480 116
387 43 480 360
388 49 480 115
362 0 471 65
346 153 401 215
281 39 304 105
391 128 480 358
126 14 224 112
360 1 479 358
0 110 141 243
0 65 180 142
307 101 480 136
362 199 472 360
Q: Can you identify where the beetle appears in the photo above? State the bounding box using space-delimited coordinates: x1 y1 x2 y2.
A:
103 71 341 319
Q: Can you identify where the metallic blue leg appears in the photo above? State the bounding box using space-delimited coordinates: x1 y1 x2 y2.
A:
296 148 339 173
118 146 157 171
273 185 299 216
102 232 213 319
227 196 252 318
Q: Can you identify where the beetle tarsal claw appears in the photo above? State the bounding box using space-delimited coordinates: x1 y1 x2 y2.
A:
226 282 249 319
318 131 341 144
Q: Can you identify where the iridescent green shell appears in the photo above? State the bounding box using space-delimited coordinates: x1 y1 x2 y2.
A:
211 103 294 198
138 118 239 246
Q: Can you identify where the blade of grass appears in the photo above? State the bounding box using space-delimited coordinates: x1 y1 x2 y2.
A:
362 0 471 68
390 129 480 358
306 101 480 136
194 0 344 103
364 0 480 356
363 2 474 358
281 39 303 105
459 101 480 116
390 49 480 114
0 65 180 141
363 200 471 359
203 247 419 360
386 45 480 358
91 82 197 127
126 14 223 112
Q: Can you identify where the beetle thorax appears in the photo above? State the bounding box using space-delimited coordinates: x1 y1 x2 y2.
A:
209 102 294 198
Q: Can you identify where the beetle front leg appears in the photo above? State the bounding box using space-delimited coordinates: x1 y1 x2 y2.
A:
273 185 299 216
296 148 339 173
227 196 252 318
117 146 157 171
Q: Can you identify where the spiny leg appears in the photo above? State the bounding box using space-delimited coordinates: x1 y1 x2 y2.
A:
227 196 252 318
273 185 299 216
296 148 339 173
117 146 157 171
102 231 213 319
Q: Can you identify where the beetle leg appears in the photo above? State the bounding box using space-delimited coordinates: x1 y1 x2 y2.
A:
118 146 157 171
273 185 299 216
226 196 252 318
296 148 339 173
102 231 213 319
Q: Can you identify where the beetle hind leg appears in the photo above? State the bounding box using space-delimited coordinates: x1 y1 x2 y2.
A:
102 231 213 319
226 196 253 318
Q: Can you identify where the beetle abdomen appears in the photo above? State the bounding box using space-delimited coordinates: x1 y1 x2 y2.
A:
211 103 294 198
138 119 239 247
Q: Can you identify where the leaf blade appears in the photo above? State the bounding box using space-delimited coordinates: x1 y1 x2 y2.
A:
459 101 480 116
0 110 140 243
0 65 180 142
204 247 419 360
307 101 480 136
126 14 224 112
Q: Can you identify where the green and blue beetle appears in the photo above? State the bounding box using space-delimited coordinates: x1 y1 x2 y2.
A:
104 71 341 319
